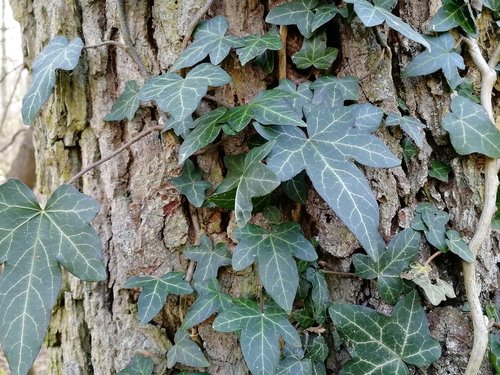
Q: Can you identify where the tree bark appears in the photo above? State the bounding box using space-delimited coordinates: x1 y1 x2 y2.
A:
9 0 499 374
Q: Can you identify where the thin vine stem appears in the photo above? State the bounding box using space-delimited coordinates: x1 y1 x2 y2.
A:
181 0 215 50
461 36 500 375
424 251 443 267
67 125 163 185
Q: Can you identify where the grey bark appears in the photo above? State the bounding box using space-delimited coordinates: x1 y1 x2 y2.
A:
8 0 499 374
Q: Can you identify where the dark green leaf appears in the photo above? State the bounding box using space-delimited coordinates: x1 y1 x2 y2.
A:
454 77 480 103
170 16 243 71
164 116 195 137
445 230 474 262
311 361 327 375
305 267 329 322
236 30 282 66
276 357 313 374
215 142 280 227
254 49 275 74
414 203 449 251
183 235 231 282
123 272 192 324
233 222 317 312
282 171 308 204
312 4 348 31
386 114 426 149
428 160 451 182
178 108 228 163
292 30 338 69
117 353 154 375
0 179 106 375
213 300 301 375
353 229 421 304
171 159 212 207
263 205 282 223
310 76 359 107
138 63 230 122
22 36 83 125
263 105 399 259
266 0 319 38
403 34 464 82
443 96 500 158
293 306 316 329
345 0 430 49
402 138 418 165
489 334 500 373
181 279 233 330
104 80 141 121
167 330 210 368
430 0 476 36
329 291 441 374
305 335 328 362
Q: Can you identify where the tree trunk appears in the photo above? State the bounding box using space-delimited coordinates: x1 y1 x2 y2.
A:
9 0 498 374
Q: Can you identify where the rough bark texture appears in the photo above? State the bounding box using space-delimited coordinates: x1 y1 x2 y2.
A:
7 0 499 374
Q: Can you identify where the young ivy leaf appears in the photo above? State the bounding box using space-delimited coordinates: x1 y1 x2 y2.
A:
428 160 451 182
430 0 476 36
385 114 426 149
292 30 338 70
117 353 154 375
276 357 313 374
403 34 465 84
310 76 360 107
171 159 212 207
170 16 243 71
178 108 228 163
167 330 210 369
138 63 230 122
183 234 231 282
329 291 441 374
266 0 319 38
353 228 421 304
236 29 282 66
403 264 456 305
305 335 329 363
214 142 280 227
261 105 400 260
282 171 308 203
123 272 193 324
443 96 500 158
305 267 329 323
413 203 449 251
311 4 348 32
0 179 106 375
104 80 141 121
22 36 84 125
233 222 317 312
445 230 474 262
213 300 301 375
345 0 430 50
181 279 233 330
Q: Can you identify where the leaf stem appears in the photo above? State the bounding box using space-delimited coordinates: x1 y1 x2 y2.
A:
423 251 443 267
67 125 163 185
181 0 215 50
278 25 287 80
321 270 358 277
461 36 499 375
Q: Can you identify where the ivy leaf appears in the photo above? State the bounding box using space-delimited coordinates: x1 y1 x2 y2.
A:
181 279 233 330
292 30 338 70
183 235 231 282
310 76 360 107
483 0 500 11
404 264 456 305
305 267 329 322
0 179 106 375
443 96 500 158
266 0 319 38
171 159 212 207
490 334 500 373
430 0 476 36
254 49 275 74
414 204 449 251
345 0 430 49
428 160 451 182
445 230 474 262
312 4 348 31
104 80 141 121
117 353 154 375
282 171 308 204
311 361 327 375
403 34 464 82
276 357 313 374
277 79 313 117
305 335 329 362
353 228 421 304
178 108 228 163
233 222 317 312
215 142 280 227
123 272 193 324
138 63 230 122
236 29 282 66
167 330 210 369
353 103 384 133
329 291 441 374
170 16 243 71
402 138 418 165
385 114 426 149
213 300 301 375
164 116 195 137
263 105 399 259
22 36 84 125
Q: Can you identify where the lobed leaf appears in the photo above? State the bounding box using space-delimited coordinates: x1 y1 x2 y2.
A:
385 114 426 149
329 291 441 374
312 4 348 31
22 36 84 125
117 353 154 375
167 330 210 368
310 76 360 107
236 29 282 66
104 80 141 121
123 272 192 324
292 30 338 70
171 159 212 207
266 0 319 38
430 0 476 36
428 160 451 182
0 179 106 375
276 357 313 374
445 230 474 262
